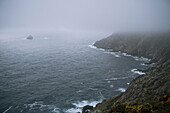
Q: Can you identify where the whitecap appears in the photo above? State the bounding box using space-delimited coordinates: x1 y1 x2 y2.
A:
72 100 102 108
52 108 63 113
121 52 132 57
115 88 126 92
141 63 147 66
89 43 121 57
65 108 81 113
131 69 145 75
65 100 102 113
88 43 97 49
104 51 121 57
76 90 83 93
109 52 121 57
89 43 151 63
107 81 111 83
3 106 12 113
132 56 151 62
110 85 114 88
105 76 129 81
25 101 57 111
117 51 151 63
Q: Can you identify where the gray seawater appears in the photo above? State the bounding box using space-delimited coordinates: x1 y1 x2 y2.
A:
0 33 149 113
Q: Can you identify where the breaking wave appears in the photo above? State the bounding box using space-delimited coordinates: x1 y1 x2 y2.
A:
105 77 129 81
3 106 12 113
115 88 126 92
64 99 102 113
89 43 151 62
131 69 145 75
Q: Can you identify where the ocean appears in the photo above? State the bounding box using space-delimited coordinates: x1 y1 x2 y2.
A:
0 33 150 113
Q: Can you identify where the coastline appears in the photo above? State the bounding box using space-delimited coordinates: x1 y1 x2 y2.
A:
83 33 170 113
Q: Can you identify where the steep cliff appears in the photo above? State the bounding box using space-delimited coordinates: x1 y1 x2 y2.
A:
94 33 170 63
85 33 170 113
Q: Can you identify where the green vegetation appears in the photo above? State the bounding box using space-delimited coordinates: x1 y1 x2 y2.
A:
84 32 170 113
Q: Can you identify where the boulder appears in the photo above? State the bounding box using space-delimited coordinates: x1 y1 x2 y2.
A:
82 105 93 113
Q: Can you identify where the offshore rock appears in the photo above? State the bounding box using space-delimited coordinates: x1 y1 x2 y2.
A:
26 35 33 40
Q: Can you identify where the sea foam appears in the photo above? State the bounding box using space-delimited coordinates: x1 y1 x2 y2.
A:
115 88 126 92
3 106 12 113
24 101 57 111
105 77 129 81
65 100 102 113
89 43 151 62
131 69 145 75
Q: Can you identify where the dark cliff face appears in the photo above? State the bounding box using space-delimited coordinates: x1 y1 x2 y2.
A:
94 33 170 63
87 32 170 113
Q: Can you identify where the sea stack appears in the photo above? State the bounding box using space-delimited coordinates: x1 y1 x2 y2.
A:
26 35 33 40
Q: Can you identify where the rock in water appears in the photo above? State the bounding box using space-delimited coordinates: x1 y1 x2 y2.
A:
82 105 93 113
27 35 33 40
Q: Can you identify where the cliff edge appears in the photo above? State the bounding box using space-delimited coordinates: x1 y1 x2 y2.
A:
85 33 170 113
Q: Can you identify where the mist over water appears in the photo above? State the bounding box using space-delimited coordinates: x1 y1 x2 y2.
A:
0 33 149 113
0 0 169 113
0 0 170 33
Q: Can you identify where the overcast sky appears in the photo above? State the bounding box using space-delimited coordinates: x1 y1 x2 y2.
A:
0 0 170 33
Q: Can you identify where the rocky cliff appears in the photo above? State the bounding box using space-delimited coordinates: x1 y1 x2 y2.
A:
84 32 170 113
94 32 170 63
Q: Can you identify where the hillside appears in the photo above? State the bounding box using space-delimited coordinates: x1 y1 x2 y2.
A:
83 33 170 113
94 33 170 63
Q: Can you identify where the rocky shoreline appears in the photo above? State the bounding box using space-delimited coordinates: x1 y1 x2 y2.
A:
83 32 170 113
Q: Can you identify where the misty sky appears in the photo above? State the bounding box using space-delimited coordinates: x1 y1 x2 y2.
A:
0 0 170 33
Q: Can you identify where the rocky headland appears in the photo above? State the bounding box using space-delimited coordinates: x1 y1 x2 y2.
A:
83 32 170 113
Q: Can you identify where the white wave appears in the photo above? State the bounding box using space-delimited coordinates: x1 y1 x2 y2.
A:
88 43 106 51
89 43 121 57
65 108 81 113
121 52 132 57
121 52 151 62
115 88 126 92
104 51 121 57
107 81 111 83
88 43 97 49
52 108 63 113
88 43 151 63
110 84 114 88
25 101 57 111
141 63 147 66
76 90 84 93
3 106 12 113
65 100 102 113
132 56 151 62
89 43 106 51
105 76 129 81
73 100 102 108
88 87 98 91
131 69 145 75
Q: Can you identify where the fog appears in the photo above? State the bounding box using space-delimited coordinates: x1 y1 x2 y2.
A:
0 0 170 35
